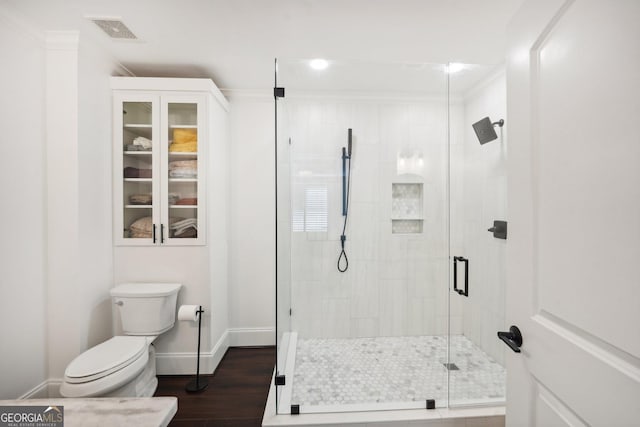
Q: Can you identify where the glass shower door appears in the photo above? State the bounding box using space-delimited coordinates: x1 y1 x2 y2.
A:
448 64 507 406
274 58 451 414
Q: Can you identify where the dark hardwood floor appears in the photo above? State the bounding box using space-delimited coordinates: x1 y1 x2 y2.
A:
155 346 276 427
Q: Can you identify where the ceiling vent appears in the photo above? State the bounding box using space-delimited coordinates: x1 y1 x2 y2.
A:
91 19 137 40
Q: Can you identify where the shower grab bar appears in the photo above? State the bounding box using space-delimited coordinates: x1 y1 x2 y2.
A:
341 128 352 216
453 256 469 297
342 147 347 216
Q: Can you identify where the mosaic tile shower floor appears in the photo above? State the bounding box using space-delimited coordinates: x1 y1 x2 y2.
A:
292 335 505 406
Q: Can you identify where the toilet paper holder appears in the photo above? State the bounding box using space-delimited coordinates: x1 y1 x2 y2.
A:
180 305 208 392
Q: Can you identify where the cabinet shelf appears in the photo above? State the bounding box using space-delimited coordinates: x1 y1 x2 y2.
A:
123 124 152 138
124 178 152 182
125 205 152 209
170 125 197 129
169 152 197 156
170 205 198 209
391 218 423 221
124 151 153 155
169 178 197 182
124 124 152 128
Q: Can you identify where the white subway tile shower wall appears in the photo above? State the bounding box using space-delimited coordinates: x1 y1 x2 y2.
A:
286 98 458 339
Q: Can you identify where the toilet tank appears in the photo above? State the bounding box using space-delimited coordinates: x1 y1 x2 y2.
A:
111 283 182 335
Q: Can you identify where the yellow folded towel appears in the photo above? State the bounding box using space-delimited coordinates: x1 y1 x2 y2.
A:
173 128 197 144
169 140 197 152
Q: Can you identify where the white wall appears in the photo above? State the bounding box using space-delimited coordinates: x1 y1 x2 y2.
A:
0 10 47 400
45 32 127 385
228 96 276 344
77 37 121 350
0 8 124 397
208 93 231 362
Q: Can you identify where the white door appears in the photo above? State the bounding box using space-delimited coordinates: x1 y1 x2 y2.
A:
506 0 640 426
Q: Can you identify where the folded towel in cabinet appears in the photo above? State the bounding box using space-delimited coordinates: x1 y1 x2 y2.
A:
176 197 197 205
130 216 153 232
169 160 197 169
168 193 180 205
174 228 197 238
169 217 198 237
124 167 152 178
133 136 153 149
168 160 197 178
125 144 151 152
173 128 197 144
169 140 197 152
129 193 152 205
129 216 153 238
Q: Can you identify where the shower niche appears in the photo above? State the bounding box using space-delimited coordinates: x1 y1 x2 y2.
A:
391 183 423 234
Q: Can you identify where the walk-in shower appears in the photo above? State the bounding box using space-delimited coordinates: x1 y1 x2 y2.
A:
274 59 508 415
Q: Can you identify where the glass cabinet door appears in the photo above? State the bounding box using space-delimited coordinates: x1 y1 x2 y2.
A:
114 93 205 246
120 100 159 243
162 100 203 244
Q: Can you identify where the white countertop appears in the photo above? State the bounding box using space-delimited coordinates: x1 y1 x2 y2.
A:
0 397 177 427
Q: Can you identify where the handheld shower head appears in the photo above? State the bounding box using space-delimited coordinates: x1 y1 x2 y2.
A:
347 128 353 157
472 117 504 144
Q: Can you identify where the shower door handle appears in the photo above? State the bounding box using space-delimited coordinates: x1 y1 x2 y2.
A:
498 325 523 353
453 256 469 297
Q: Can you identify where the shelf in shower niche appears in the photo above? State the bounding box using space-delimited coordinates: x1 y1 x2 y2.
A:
392 219 423 234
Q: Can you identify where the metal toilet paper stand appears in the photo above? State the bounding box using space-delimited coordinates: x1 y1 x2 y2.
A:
186 306 208 392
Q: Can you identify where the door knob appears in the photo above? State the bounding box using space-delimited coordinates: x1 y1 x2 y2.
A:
497 325 522 353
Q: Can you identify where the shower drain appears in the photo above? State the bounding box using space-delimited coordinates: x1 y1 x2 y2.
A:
443 363 459 371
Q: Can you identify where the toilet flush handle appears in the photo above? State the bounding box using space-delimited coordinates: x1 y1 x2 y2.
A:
114 300 123 306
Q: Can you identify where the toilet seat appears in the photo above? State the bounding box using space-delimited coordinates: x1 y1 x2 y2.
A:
60 337 152 398
64 336 148 383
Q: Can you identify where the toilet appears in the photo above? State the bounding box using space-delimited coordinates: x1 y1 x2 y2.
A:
60 282 182 398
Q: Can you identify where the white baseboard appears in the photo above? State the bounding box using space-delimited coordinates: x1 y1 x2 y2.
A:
154 327 275 374
19 327 276 394
19 379 62 399
156 329 230 375
228 327 275 347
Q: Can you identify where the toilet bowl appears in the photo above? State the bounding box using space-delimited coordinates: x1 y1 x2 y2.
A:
60 283 181 398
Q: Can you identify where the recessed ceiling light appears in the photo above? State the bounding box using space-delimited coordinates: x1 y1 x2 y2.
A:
446 63 466 74
309 58 329 70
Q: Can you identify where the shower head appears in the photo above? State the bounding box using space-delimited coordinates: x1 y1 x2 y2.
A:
347 128 353 157
472 117 504 145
